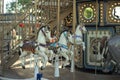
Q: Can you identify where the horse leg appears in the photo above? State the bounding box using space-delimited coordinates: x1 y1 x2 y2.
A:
49 50 54 61
117 64 120 74
10 39 14 49
19 50 27 69
97 42 102 61
102 52 113 73
82 42 85 51
61 52 69 69
38 51 48 70
33 54 39 66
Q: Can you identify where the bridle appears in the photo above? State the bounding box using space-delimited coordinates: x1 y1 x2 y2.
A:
79 25 84 33
41 27 50 43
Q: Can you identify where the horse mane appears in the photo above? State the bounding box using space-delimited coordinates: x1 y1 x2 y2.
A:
37 26 46 34
57 30 68 41
36 25 49 36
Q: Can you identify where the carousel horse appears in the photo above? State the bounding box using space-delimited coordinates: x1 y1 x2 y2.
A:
16 25 51 70
50 29 74 69
10 29 22 49
103 35 120 73
68 23 87 51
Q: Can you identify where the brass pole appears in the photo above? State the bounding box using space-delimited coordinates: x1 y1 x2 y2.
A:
57 0 60 38
35 0 37 32
54 0 60 78
95 0 98 76
71 0 76 80
73 0 76 72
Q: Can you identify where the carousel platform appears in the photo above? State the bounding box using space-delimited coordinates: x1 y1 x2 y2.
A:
0 56 120 80
0 65 120 80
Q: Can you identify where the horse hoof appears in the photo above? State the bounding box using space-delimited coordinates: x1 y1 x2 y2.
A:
41 66 45 70
22 66 25 69
48 60 52 63
102 69 110 73
61 65 65 69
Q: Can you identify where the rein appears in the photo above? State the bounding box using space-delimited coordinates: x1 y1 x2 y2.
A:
41 29 49 43
38 43 49 48
72 35 82 39
41 29 47 37
79 26 83 31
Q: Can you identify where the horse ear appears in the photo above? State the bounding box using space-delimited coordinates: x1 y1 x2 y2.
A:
47 26 50 30
79 22 84 26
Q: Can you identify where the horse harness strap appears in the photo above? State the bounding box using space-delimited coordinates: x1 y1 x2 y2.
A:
63 32 69 42
41 29 47 37
58 43 68 49
72 35 82 39
38 43 48 48
79 26 83 32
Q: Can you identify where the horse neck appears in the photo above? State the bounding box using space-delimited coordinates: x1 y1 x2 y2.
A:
58 33 67 45
37 30 46 44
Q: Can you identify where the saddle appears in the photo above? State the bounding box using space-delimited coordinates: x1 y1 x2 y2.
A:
22 41 37 53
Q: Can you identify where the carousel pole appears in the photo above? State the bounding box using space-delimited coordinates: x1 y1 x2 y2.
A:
71 0 76 73
95 0 98 76
54 0 60 78
34 0 42 80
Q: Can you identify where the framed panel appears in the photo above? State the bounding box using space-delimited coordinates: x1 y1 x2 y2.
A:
106 1 120 25
84 27 114 70
78 2 98 25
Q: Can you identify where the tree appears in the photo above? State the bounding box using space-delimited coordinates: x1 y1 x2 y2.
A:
6 0 32 13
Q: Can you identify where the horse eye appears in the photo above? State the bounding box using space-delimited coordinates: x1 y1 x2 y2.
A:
45 31 48 33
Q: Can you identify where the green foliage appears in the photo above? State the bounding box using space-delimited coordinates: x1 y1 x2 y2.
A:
6 2 16 13
6 0 32 13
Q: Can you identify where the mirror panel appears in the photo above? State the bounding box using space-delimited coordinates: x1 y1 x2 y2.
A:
83 7 93 19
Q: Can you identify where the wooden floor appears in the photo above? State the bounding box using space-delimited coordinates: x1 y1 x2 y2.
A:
0 65 120 80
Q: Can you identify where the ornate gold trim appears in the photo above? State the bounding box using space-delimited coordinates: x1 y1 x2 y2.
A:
78 2 97 23
107 1 120 23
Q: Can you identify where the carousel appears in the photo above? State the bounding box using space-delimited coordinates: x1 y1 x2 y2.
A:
0 0 120 80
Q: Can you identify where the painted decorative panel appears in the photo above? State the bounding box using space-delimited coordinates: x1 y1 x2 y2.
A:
84 27 114 69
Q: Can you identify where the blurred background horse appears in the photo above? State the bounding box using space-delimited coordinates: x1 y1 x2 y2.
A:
10 28 22 49
103 35 120 73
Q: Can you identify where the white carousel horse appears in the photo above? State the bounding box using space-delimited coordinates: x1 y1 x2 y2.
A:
50 30 74 70
68 23 87 50
67 23 87 70
16 26 51 70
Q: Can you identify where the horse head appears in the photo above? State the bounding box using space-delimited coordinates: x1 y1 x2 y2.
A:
76 23 87 34
37 25 51 43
